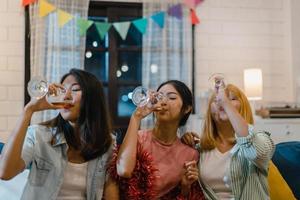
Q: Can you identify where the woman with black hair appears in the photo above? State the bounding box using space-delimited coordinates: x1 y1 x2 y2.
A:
111 80 204 199
0 68 118 200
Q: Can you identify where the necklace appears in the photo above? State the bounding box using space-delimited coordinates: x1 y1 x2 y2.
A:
151 132 178 146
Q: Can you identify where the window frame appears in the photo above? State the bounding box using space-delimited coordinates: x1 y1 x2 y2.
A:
87 2 143 130
24 2 196 126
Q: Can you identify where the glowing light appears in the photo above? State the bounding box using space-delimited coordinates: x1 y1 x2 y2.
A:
85 51 92 58
121 64 129 72
150 64 158 73
116 70 122 77
121 95 129 102
128 92 133 99
92 41 98 47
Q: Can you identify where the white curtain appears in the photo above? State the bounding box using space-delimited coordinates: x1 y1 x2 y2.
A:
29 0 90 123
141 0 193 128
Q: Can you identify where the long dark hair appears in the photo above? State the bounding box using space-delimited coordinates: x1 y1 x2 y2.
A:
157 80 193 126
43 68 112 161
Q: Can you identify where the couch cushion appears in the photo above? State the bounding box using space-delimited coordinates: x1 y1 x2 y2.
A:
0 142 4 153
272 141 300 199
0 169 29 200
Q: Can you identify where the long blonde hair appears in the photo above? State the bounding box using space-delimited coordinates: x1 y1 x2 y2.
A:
200 84 253 150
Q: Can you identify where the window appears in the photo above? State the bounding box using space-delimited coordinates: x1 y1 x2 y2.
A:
24 2 142 131
24 2 195 130
85 2 142 130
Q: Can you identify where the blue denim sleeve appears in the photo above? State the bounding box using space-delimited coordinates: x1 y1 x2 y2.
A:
21 125 36 168
235 124 275 170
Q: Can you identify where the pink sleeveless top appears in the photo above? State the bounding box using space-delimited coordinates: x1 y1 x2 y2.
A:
138 130 199 198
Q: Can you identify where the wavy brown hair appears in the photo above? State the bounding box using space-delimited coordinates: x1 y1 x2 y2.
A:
200 84 253 151
42 68 112 161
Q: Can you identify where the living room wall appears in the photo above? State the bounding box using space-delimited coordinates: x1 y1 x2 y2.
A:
0 0 298 142
0 0 24 142
194 0 294 105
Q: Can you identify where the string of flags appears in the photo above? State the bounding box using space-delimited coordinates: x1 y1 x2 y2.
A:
22 0 203 40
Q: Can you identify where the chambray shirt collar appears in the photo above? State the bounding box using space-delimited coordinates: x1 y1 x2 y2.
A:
51 127 67 146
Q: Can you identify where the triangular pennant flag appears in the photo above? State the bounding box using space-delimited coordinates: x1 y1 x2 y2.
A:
151 12 165 28
39 0 56 17
190 9 200 25
132 18 148 34
113 22 131 40
184 0 196 9
22 0 36 7
57 9 74 27
77 18 93 36
195 0 204 7
95 22 111 40
167 4 183 20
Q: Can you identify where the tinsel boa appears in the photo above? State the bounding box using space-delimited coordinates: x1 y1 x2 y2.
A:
108 144 205 200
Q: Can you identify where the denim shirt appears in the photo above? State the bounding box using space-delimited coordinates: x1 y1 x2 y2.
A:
21 125 113 200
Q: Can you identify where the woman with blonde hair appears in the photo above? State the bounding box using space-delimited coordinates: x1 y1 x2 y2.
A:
183 83 275 199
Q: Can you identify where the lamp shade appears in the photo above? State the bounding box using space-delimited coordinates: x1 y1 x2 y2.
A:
243 68 263 100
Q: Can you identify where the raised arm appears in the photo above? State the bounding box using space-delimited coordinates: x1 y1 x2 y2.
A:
116 110 143 178
217 89 274 168
0 107 33 180
116 101 157 178
235 127 274 169
217 88 249 136
0 96 61 180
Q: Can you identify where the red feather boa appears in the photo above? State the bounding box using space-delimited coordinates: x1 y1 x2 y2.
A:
108 144 205 200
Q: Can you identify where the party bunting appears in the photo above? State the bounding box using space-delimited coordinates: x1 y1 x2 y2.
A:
194 0 204 7
58 9 73 27
132 18 148 34
39 0 56 17
113 22 131 40
77 18 93 36
184 0 196 9
190 9 200 25
184 0 204 9
95 22 111 40
168 4 183 20
33 0 204 40
22 0 36 7
151 12 165 28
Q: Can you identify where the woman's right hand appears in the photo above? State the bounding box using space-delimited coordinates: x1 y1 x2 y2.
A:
25 96 59 114
132 102 161 120
132 91 163 120
181 132 200 147
25 83 66 113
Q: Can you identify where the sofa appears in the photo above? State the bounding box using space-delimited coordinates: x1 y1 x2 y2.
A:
0 141 299 200
271 141 300 199
0 141 28 200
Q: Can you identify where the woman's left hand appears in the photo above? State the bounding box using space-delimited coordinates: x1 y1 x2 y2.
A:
215 87 230 108
181 132 200 147
180 160 199 195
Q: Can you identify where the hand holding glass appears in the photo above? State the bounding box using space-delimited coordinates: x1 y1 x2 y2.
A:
27 76 72 106
131 86 167 108
208 73 226 92
208 73 227 107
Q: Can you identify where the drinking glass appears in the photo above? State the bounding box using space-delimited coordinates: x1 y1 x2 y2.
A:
27 76 72 105
27 76 48 99
208 73 226 92
131 86 166 107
